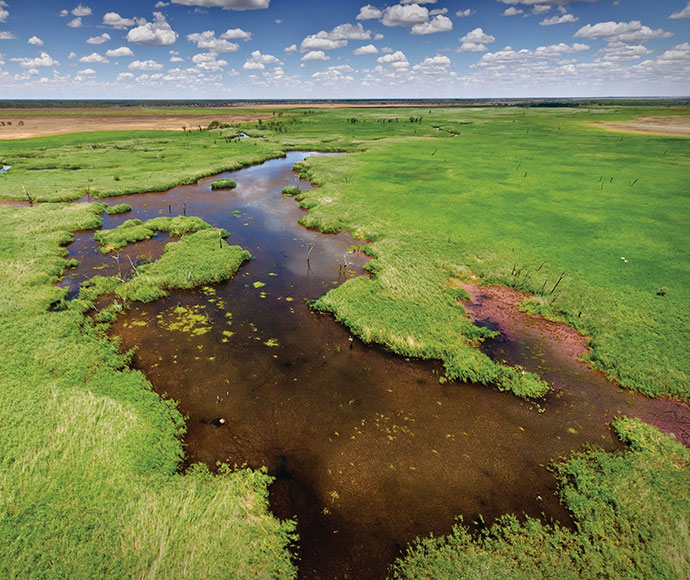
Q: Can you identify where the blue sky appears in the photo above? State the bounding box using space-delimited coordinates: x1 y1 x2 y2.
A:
0 0 689 98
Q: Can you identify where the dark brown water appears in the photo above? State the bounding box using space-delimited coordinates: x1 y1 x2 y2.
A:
62 152 690 580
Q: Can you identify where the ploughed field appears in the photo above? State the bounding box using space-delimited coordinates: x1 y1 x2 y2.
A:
1 105 689 580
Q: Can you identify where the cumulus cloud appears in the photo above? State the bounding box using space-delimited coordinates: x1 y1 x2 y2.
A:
170 0 269 9
11 51 59 67
503 7 524 16
103 12 134 29
670 2 690 19
243 49 281 69
534 42 589 56
456 9 473 17
284 44 297 53
353 43 378 55
541 13 578 25
301 50 329 61
458 27 495 52
117 72 135 81
187 31 239 52
597 42 650 61
128 59 164 70
357 5 383 20
105 46 134 57
71 4 92 16
498 0 599 5
28 36 44 46
68 17 82 28
412 54 451 75
312 65 355 83
127 12 178 46
0 31 16 40
532 4 551 13
220 28 251 40
574 21 673 44
301 22 371 51
79 52 108 63
191 52 228 71
0 2 8 23
382 4 429 27
411 15 452 35
86 33 111 44
377 50 409 67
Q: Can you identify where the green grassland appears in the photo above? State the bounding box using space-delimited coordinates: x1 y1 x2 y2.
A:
1 105 689 578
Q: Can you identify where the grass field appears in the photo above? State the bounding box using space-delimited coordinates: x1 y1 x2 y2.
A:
1 105 689 578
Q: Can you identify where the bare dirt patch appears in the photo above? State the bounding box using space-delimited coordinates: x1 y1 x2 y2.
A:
595 115 690 137
0 109 271 139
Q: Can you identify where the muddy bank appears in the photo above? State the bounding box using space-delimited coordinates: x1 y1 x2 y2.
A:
458 280 690 447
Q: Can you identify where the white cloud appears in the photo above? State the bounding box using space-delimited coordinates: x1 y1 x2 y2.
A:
59 9 69 17
187 31 239 53
430 8 447 15
498 0 599 4
191 52 228 71
0 3 7 23
456 9 473 17
357 4 383 20
79 52 108 63
11 52 59 67
127 12 178 46
411 15 452 35
68 51 76 59
71 4 92 17
105 46 134 57
354 44 378 55
503 7 524 16
301 23 371 52
312 65 355 83
534 42 589 56
117 72 135 81
0 31 15 40
77 67 95 75
401 0 436 3
574 21 673 44
302 50 329 61
220 28 251 40
128 59 164 70
541 13 578 25
458 27 495 52
374 33 384 40
596 42 649 61
670 2 690 19
170 55 184 62
377 50 409 67
28 36 44 46
382 4 429 27
243 49 281 69
68 17 82 28
103 12 134 29
170 0 269 9
284 44 297 53
86 33 111 45
412 54 451 75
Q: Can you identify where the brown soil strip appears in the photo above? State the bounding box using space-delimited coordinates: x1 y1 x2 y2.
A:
455 279 690 448
594 115 690 137
0 110 271 139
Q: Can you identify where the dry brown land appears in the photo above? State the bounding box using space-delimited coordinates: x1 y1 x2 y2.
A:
596 115 690 137
0 109 271 139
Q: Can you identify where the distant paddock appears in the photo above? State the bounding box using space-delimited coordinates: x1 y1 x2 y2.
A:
595 115 690 137
0 109 272 139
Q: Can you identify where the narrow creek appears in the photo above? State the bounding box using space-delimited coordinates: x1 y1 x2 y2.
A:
61 151 690 580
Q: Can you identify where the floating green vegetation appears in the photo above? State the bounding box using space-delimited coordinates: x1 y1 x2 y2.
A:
253 281 266 288
104 203 132 215
281 186 301 195
211 179 237 190
0 201 295 579
393 417 690 579
157 304 211 336
263 338 280 347
94 216 218 253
